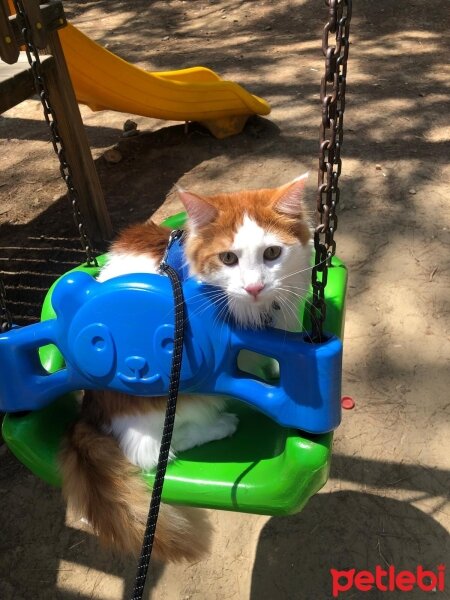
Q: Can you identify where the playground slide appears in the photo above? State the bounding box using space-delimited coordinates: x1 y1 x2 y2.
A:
59 24 271 138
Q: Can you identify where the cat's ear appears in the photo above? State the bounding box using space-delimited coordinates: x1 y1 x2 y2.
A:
177 187 218 229
274 172 309 216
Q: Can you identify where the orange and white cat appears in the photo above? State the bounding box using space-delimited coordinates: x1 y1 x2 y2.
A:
60 173 312 562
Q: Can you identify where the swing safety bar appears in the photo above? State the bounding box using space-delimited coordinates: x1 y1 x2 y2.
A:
0 270 342 433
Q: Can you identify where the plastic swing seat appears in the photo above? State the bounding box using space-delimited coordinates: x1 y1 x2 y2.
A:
2 212 347 516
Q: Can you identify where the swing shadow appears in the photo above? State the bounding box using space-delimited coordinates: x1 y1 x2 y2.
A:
250 456 450 599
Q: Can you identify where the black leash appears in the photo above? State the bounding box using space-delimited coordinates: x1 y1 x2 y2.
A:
131 231 186 600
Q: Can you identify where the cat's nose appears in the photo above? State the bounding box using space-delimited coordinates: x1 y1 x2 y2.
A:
244 283 265 298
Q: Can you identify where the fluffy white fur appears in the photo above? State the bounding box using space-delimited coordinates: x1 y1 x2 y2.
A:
97 252 158 283
196 215 312 330
106 397 237 470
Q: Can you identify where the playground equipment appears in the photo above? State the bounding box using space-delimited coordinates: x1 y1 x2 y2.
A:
60 23 271 140
1 1 352 593
0 0 352 545
1 0 270 237
0 261 343 432
2 246 347 514
1 0 111 242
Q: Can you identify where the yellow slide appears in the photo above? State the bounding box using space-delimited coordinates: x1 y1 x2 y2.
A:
59 24 271 139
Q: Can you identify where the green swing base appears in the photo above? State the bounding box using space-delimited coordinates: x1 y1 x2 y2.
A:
2 212 347 516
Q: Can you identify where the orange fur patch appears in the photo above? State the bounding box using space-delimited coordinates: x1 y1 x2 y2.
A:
82 390 168 428
60 418 212 561
112 220 171 260
62 390 213 561
185 188 311 274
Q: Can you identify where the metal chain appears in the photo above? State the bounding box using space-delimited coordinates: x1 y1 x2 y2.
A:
12 0 97 266
310 0 352 342
0 280 13 333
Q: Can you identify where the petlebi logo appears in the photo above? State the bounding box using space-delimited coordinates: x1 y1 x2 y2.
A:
330 565 446 597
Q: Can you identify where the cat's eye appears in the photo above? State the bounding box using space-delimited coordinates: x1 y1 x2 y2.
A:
263 246 282 261
219 251 238 266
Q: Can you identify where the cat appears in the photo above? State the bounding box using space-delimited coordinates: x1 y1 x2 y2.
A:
60 172 312 562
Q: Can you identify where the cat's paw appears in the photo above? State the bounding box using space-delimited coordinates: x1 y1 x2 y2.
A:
207 412 239 442
172 412 239 452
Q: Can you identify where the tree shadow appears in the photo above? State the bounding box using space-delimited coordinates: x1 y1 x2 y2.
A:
0 115 120 146
0 117 280 325
1 0 449 596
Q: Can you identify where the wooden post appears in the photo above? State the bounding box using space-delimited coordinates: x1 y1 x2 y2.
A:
43 29 113 243
20 0 48 48
0 0 19 63
4 0 112 243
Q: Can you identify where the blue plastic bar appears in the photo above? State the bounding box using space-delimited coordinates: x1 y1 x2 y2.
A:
0 271 342 433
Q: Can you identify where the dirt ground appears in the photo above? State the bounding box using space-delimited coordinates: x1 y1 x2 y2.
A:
1 0 449 598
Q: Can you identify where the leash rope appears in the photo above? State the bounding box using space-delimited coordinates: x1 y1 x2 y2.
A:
131 231 186 600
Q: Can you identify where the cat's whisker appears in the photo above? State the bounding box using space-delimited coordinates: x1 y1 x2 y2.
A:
214 298 232 340
275 295 295 330
170 290 223 314
279 293 307 327
277 294 314 343
281 283 311 290
220 298 234 341
280 284 312 296
188 290 227 307
190 292 228 320
189 299 223 320
276 294 314 343
278 256 329 282
186 289 228 317
210 292 230 327
278 286 315 308
282 296 313 313
278 287 322 334
280 299 318 332
280 300 319 335
187 288 225 303
277 294 300 325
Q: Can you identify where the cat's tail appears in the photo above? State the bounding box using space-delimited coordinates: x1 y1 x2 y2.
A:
60 419 212 562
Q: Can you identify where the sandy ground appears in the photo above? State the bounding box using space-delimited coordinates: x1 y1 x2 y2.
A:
1 0 449 598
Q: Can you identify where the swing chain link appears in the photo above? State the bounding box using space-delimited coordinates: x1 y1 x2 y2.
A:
0 280 13 333
12 0 97 267
311 0 352 342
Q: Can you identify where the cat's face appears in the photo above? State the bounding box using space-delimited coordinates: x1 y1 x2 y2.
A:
180 174 312 327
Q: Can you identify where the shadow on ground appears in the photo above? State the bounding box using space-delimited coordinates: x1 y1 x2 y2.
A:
251 467 449 599
0 117 280 324
2 449 448 599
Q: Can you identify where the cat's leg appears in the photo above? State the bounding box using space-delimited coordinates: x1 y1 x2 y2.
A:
109 409 173 471
109 396 238 470
171 396 239 453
